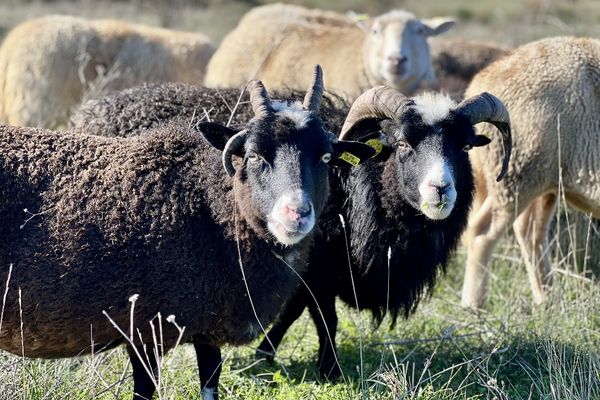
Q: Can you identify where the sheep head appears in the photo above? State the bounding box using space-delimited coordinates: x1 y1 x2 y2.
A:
362 10 455 94
199 65 376 245
340 86 511 221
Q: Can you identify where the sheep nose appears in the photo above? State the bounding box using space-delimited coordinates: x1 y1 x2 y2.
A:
280 191 313 221
429 183 450 196
388 55 408 65
282 203 311 221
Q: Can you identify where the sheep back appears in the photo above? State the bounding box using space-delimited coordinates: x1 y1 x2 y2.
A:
427 38 511 99
69 83 349 137
466 36 600 213
204 5 367 98
0 15 215 129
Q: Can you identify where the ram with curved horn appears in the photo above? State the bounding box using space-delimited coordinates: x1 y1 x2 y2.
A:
257 86 512 378
0 65 378 400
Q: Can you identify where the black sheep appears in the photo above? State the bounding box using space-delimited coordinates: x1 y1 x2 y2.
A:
0 69 375 400
256 87 512 378
69 81 512 379
69 82 349 137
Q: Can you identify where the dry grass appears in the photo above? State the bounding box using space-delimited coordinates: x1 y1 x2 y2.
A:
2 0 600 45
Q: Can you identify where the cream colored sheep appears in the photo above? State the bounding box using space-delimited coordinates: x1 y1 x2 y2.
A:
0 15 215 129
204 4 454 98
461 36 600 308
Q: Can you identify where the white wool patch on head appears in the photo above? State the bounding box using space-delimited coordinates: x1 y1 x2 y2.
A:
412 92 457 125
271 100 312 129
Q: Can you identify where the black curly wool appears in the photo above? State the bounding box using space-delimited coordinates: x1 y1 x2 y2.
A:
0 120 316 358
68 82 476 380
326 153 471 325
69 82 348 136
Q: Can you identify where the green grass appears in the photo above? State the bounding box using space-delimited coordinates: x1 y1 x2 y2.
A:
1 236 598 399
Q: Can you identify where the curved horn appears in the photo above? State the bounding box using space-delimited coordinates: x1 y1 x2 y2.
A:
247 80 272 118
222 130 248 177
340 86 413 141
303 65 324 112
455 92 512 182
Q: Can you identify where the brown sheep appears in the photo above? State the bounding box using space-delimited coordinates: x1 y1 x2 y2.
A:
0 69 376 399
69 83 349 138
426 37 511 99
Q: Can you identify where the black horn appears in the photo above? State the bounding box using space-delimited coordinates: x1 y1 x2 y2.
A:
303 65 324 113
222 130 248 177
340 86 413 141
455 92 512 182
247 80 272 118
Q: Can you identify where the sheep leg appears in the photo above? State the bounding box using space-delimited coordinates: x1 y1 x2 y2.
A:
127 344 159 400
193 335 221 400
461 197 511 308
255 290 308 362
513 193 557 305
307 294 340 380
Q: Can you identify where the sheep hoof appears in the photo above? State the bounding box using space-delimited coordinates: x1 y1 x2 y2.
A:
200 387 217 400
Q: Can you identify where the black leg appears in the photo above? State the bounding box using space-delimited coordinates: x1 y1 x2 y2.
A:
256 290 308 362
193 335 221 400
307 295 340 380
127 344 159 400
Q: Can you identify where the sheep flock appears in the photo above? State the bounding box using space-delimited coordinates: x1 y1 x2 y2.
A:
0 2 598 399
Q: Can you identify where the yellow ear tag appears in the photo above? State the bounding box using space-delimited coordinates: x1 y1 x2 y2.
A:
353 13 370 21
338 151 360 166
365 138 384 157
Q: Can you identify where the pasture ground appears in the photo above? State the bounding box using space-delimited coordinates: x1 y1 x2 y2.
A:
0 230 598 399
0 0 599 399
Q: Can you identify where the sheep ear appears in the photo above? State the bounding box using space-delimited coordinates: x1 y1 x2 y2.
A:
329 140 377 168
421 17 455 36
472 134 492 147
339 118 396 163
198 122 241 152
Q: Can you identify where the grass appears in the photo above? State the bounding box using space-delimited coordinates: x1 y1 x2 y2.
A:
0 232 597 399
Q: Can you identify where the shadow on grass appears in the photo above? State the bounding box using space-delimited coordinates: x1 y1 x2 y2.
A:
226 331 598 399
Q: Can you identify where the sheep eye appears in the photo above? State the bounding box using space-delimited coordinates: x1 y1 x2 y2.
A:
397 140 410 149
463 144 473 152
321 153 332 163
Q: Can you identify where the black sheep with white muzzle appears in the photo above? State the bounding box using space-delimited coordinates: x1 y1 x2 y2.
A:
0 67 376 400
257 86 512 378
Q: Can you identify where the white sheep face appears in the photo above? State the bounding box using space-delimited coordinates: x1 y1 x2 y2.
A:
363 11 455 93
